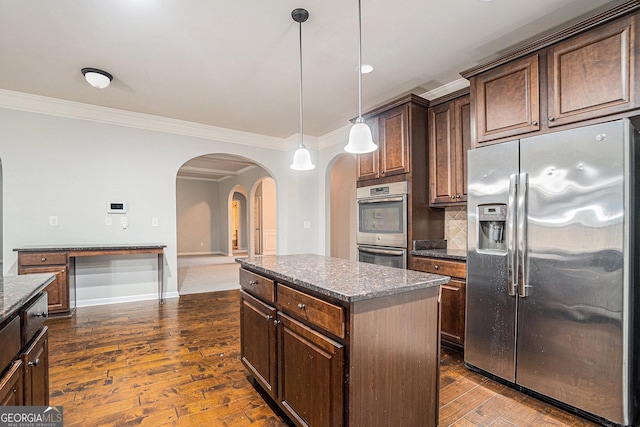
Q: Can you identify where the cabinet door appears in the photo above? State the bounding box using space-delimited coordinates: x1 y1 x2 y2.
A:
547 15 637 127
239 291 277 398
0 361 24 406
454 96 471 203
429 102 456 205
379 104 410 177
19 267 68 314
278 312 343 427
21 327 49 406
441 278 466 347
475 55 540 143
356 116 380 181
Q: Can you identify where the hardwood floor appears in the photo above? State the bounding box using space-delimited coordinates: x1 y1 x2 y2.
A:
46 291 600 426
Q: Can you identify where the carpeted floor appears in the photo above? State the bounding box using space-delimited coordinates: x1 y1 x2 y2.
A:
177 254 242 295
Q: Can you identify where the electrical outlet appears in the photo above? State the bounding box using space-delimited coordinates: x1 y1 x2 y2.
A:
303 221 311 229
49 216 58 226
105 217 112 226
121 217 128 229
151 217 159 227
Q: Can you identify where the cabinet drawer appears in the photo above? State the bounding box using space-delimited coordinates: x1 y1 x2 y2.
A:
240 268 275 303
0 317 21 376
411 257 466 279
19 252 67 266
277 284 345 339
20 293 48 347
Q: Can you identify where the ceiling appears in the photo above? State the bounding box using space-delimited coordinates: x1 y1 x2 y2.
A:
177 154 258 181
0 0 622 141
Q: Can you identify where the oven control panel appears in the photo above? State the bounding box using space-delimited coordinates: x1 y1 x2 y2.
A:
369 186 390 196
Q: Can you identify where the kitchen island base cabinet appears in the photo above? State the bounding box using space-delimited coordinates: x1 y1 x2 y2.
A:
21 327 49 406
0 362 24 406
240 264 441 427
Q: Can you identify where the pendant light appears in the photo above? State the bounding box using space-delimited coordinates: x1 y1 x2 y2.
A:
344 0 377 154
290 8 315 171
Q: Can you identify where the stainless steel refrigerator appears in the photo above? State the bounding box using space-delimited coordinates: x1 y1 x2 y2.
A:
465 119 638 426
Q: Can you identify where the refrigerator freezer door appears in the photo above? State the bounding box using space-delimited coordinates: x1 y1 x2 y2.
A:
517 121 626 424
466 139 519 382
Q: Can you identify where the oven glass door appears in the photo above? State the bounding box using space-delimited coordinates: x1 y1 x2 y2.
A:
357 196 407 247
358 245 406 269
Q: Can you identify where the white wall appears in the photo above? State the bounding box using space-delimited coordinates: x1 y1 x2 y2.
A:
0 105 323 305
176 178 221 255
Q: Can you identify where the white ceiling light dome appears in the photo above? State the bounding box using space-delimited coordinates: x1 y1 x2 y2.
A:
81 68 113 89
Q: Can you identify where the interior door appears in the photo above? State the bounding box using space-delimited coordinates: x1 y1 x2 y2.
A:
465 139 519 382
517 121 626 424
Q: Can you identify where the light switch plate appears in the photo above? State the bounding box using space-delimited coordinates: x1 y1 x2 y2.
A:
151 218 159 227
49 216 58 226
303 221 311 229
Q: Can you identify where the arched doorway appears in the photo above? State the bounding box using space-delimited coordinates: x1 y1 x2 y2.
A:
175 154 276 294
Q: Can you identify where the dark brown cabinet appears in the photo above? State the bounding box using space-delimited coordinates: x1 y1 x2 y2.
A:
356 95 428 183
0 362 24 406
240 291 277 398
21 327 49 406
547 14 638 127
429 92 471 206
473 55 540 144
410 256 466 349
18 252 71 316
278 313 343 427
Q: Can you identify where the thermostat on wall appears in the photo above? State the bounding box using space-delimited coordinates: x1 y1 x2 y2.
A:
107 201 127 214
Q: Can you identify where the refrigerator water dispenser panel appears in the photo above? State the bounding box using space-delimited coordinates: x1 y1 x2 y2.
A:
478 204 506 253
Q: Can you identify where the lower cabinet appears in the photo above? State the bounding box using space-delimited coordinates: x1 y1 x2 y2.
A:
410 256 467 350
0 292 49 407
239 267 440 427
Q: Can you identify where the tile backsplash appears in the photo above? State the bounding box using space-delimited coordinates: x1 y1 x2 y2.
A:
444 206 467 251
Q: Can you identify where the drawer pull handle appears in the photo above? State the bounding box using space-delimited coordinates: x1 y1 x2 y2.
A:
297 303 306 310
28 359 40 367
274 319 281 325
549 116 555 122
35 312 47 318
531 120 538 126
434 265 439 270
248 280 257 286
41 257 47 262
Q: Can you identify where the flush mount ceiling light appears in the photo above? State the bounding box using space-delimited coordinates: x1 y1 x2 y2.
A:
81 68 113 89
344 0 377 154
290 8 315 171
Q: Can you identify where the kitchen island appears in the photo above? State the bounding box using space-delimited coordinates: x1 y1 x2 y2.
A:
236 254 450 427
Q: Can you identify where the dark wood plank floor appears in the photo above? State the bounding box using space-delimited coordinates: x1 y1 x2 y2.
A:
46 291 600 426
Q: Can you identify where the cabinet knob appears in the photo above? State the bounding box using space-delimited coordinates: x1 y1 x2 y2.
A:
248 280 257 286
274 319 281 325
532 120 538 126
456 195 461 199
548 116 555 122
41 257 47 262
297 303 306 310
35 312 47 318
434 265 439 270
28 358 40 367
450 195 455 199
267 315 273 320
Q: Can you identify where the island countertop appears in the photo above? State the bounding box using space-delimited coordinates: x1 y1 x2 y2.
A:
236 254 450 303
0 273 55 323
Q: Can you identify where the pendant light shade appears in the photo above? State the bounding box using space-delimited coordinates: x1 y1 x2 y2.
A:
345 0 377 154
290 8 315 171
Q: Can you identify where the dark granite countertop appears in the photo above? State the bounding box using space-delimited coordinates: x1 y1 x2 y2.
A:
236 254 450 303
0 274 55 323
14 244 166 252
410 249 467 261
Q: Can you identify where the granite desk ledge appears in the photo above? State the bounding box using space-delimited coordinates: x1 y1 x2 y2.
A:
0 273 55 323
236 254 450 303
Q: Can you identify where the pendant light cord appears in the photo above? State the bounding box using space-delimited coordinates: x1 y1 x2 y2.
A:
298 19 304 149
357 0 363 120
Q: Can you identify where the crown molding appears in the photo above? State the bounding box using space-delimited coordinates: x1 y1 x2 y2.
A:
420 78 470 101
0 89 287 150
285 133 320 151
318 124 351 151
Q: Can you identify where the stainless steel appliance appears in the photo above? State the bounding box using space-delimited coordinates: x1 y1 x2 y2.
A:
466 119 638 426
357 181 408 268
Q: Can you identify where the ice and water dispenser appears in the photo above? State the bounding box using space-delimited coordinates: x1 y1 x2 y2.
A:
478 204 507 252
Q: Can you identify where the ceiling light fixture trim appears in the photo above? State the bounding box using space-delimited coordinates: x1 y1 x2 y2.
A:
290 8 315 171
344 0 377 154
81 68 113 89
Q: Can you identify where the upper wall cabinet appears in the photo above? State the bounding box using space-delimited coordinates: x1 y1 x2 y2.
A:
428 91 471 206
547 15 638 127
356 95 429 185
474 55 540 144
462 3 640 147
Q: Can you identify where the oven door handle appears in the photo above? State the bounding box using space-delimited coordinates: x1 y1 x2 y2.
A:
357 196 405 205
358 246 406 256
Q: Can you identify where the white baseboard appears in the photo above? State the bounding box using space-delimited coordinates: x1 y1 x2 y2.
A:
177 251 225 256
76 291 180 308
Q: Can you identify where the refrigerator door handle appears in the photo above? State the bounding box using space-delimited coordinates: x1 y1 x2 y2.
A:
517 172 528 297
507 174 517 296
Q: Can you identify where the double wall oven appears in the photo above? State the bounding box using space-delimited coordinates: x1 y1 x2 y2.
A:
356 181 408 269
